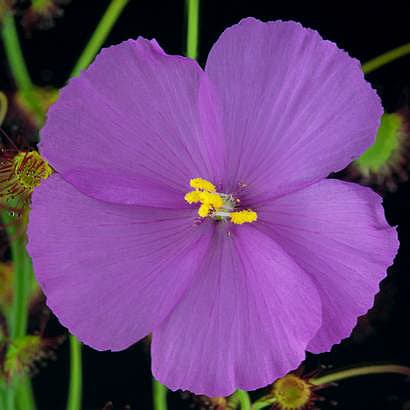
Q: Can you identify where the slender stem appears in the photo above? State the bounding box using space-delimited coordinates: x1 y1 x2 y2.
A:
150 1 200 407
5 387 15 410
0 378 12 410
0 91 8 125
1 12 44 122
230 390 251 410
16 378 36 410
151 6 201 410
0 383 7 410
252 399 277 410
9 242 32 339
1 13 32 92
65 2 129 408
152 379 167 410
310 364 410 386
362 42 410 74
70 0 129 77
66 335 82 410
1 212 36 410
185 0 200 59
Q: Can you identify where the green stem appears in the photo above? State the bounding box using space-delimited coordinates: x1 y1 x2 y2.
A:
16 378 36 410
0 382 7 410
152 379 167 410
152 6 197 410
1 212 36 410
230 390 251 410
1 13 32 92
0 91 8 125
66 335 82 410
1 12 44 122
362 42 410 74
5 387 15 410
310 364 410 386
65 2 129 408
70 0 130 77
252 399 277 410
185 0 200 59
9 241 32 340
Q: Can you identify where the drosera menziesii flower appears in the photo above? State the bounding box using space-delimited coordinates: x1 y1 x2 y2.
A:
27 18 398 396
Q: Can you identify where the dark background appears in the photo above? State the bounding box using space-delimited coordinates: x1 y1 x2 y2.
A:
1 1 410 409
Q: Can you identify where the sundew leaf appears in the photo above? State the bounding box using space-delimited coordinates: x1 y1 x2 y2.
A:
3 334 63 379
355 113 403 173
4 335 42 377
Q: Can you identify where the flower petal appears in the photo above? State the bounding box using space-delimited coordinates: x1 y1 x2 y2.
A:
40 38 225 207
257 179 398 352
27 175 213 351
151 225 321 396
205 18 382 199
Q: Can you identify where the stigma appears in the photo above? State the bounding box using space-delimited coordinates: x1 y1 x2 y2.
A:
184 178 257 225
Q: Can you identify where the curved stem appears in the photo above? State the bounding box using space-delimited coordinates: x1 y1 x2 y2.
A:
152 379 167 410
0 91 8 125
362 42 410 74
310 364 410 386
67 335 82 410
252 399 277 410
70 0 129 77
1 13 32 92
231 390 251 410
1 12 44 122
185 0 200 59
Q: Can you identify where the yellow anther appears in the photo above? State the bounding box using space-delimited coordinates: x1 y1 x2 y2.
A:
184 190 224 210
199 192 224 209
189 178 216 192
198 203 211 218
230 210 258 225
184 191 202 204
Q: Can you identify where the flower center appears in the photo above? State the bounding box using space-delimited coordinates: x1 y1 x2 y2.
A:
184 178 257 224
13 151 53 192
273 374 312 409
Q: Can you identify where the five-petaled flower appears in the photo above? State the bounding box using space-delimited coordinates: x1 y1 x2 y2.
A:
27 18 398 396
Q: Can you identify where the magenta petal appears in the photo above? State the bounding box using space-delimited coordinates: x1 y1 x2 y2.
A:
151 225 321 396
40 38 225 206
205 18 382 198
257 179 398 352
27 175 213 351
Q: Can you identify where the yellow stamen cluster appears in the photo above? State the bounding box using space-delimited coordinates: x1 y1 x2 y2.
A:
184 178 257 224
184 178 224 219
230 210 258 224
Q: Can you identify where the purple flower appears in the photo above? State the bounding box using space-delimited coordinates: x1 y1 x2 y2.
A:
28 18 398 396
